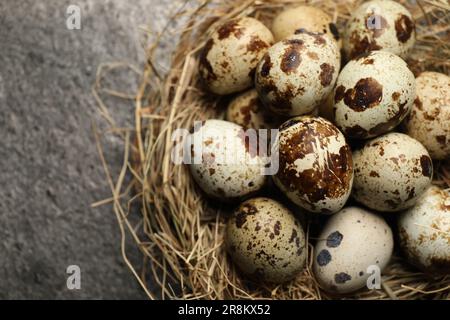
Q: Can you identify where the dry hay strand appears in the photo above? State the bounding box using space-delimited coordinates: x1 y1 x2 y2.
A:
94 0 450 300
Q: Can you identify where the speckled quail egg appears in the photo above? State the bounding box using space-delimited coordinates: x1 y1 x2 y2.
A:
343 0 416 60
226 197 307 283
403 72 450 160
318 91 336 122
186 120 266 200
273 116 353 214
272 6 341 47
255 31 340 117
334 50 415 139
313 206 393 294
226 89 283 130
398 186 450 275
199 17 274 95
352 132 433 212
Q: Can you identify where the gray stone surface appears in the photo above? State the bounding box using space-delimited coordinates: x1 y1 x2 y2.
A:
0 0 180 299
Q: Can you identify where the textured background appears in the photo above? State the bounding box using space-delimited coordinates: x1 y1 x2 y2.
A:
0 0 182 299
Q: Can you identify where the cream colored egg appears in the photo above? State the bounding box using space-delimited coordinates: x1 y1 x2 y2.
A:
226 89 283 130
403 72 450 160
334 51 415 139
255 31 340 116
186 120 266 200
313 206 393 294
226 197 307 283
343 0 415 60
199 17 274 95
398 186 450 275
272 6 341 47
352 133 433 212
273 116 353 214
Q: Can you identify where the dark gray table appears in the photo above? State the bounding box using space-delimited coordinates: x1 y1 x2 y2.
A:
0 0 180 299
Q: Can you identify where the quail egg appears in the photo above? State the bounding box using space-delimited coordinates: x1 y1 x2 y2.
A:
398 186 450 275
343 0 415 60
226 89 283 130
272 5 341 47
334 50 415 139
226 197 307 283
255 31 340 117
352 132 433 212
199 17 274 95
313 206 394 294
318 91 336 122
273 116 353 214
403 72 450 160
186 120 266 200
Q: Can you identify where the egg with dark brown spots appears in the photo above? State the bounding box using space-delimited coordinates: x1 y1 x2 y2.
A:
271 5 342 48
186 120 266 200
313 206 393 294
352 133 433 212
403 72 450 160
199 17 274 95
318 91 336 122
226 89 284 130
334 51 415 139
226 197 307 283
398 186 450 275
255 31 340 117
273 116 353 214
343 0 415 60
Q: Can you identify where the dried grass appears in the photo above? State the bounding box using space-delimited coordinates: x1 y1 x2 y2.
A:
94 0 450 300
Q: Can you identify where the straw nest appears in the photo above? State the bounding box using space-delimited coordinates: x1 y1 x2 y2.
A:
94 0 450 299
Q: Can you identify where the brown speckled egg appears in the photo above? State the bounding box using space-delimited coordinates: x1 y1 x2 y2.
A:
398 186 450 275
272 6 341 47
318 91 336 122
226 89 283 130
313 207 393 294
334 51 415 139
352 133 433 212
199 17 274 95
255 31 340 117
343 0 415 60
226 197 307 283
273 116 353 214
403 72 450 160
186 120 266 200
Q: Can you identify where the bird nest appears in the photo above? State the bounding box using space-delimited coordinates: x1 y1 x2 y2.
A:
95 0 450 299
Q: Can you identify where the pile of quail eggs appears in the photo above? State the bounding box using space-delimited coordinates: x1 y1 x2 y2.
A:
187 0 449 295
